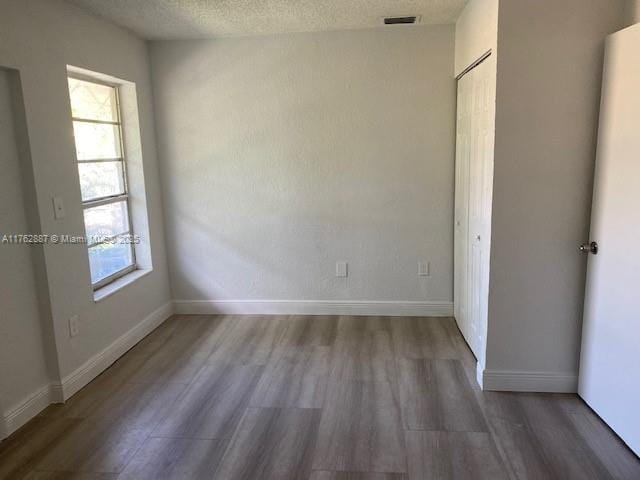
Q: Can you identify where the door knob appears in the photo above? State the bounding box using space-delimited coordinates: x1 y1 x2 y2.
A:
579 241 598 254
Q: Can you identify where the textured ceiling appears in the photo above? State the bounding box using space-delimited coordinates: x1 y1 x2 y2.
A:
67 0 467 39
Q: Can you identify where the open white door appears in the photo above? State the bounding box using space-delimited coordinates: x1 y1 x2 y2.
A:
579 24 640 456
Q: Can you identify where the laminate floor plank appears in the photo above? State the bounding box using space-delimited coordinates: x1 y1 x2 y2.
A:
490 417 614 480
483 391 626 479
123 317 232 385
132 315 230 359
126 350 210 385
279 315 338 347
214 407 321 480
323 316 398 385
40 382 186 431
23 472 118 479
75 317 228 390
391 317 460 360
206 315 288 366
482 391 587 430
250 346 330 408
123 315 187 357
312 381 406 474
85 382 186 430
568 411 640 480
310 471 407 480
334 316 394 343
405 430 508 480
397 358 487 432
117 437 228 479
2 315 638 480
151 363 263 440
31 420 148 474
0 417 83 480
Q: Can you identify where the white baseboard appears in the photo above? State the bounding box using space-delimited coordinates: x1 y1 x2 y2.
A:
1 301 174 439
53 301 174 401
1 384 53 438
482 369 578 393
173 299 454 317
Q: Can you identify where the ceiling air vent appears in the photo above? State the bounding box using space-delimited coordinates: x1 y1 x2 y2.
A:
383 15 421 25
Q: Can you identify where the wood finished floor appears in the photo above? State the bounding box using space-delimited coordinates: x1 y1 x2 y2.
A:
1 315 639 479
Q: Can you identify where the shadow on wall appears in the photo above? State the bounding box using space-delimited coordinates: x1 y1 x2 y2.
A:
0 67 57 429
151 29 455 303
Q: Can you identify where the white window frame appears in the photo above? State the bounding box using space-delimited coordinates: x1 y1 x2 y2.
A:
68 74 137 290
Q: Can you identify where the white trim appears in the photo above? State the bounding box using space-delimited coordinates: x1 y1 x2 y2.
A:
476 361 485 389
0 416 6 440
482 369 578 393
53 301 174 400
93 268 152 302
2 384 53 437
173 299 453 317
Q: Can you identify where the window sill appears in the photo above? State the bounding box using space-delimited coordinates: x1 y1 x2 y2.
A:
93 268 152 303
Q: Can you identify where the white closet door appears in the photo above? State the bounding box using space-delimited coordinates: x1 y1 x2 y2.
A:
454 55 495 364
454 72 472 344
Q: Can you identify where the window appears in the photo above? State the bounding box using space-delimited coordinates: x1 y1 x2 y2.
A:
68 76 136 289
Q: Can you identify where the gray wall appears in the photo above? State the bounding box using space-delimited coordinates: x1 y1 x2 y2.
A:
150 26 456 307
0 69 51 419
454 0 498 77
625 0 640 25
486 0 625 384
0 0 171 425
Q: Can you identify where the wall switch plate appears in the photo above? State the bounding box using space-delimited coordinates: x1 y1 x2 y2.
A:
335 261 348 277
69 315 79 337
418 261 430 276
52 196 65 219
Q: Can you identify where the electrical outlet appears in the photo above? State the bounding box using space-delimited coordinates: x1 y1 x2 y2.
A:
335 261 348 277
418 261 430 276
69 315 79 337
